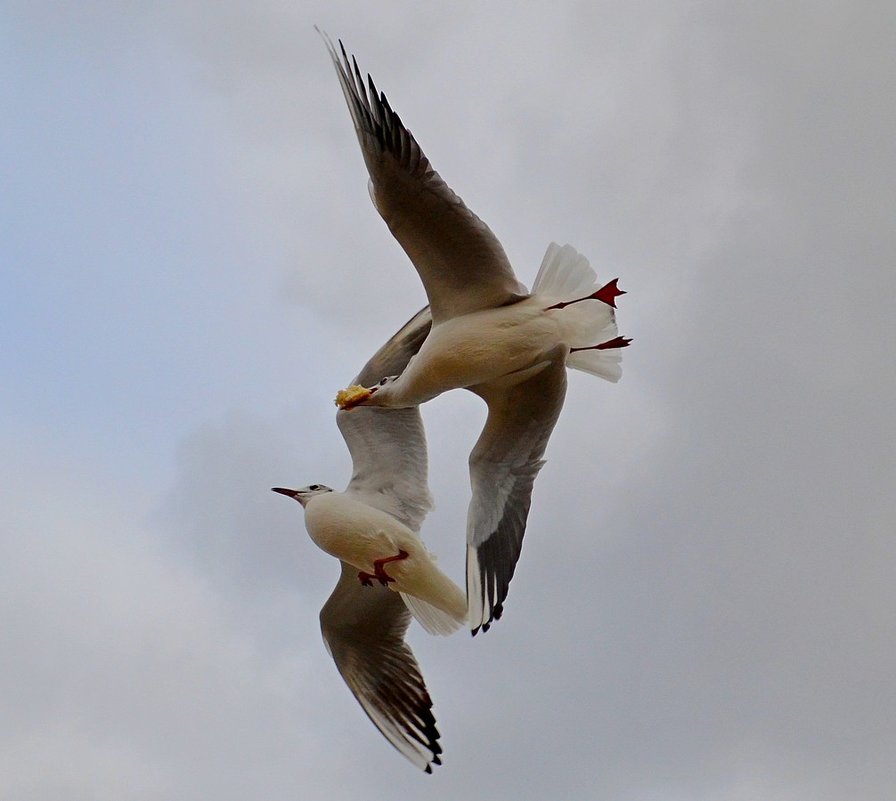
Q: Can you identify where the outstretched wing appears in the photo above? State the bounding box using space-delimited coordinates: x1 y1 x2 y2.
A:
320 562 443 772
318 31 525 324
339 307 433 531
466 348 568 634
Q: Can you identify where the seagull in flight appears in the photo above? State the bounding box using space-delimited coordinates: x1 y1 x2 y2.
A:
273 307 463 773
320 33 631 634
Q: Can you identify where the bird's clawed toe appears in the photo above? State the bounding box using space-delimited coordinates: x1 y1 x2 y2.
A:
357 571 376 587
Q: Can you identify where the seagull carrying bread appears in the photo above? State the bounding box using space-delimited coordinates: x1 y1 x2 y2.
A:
274 307 462 772
319 33 631 635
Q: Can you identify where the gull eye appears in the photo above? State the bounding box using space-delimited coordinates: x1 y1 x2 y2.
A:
379 377 390 386
309 484 321 491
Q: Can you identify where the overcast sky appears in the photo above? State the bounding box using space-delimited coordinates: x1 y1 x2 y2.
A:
2 2 894 799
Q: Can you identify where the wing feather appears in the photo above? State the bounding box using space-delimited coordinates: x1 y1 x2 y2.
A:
339 307 433 531
318 31 524 323
466 349 568 633
320 563 443 772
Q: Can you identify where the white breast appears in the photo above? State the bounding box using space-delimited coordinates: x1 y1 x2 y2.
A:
303 492 413 570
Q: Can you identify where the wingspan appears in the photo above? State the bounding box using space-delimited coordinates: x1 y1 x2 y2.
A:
318 31 524 323
320 562 443 772
339 307 434 530
466 349 568 634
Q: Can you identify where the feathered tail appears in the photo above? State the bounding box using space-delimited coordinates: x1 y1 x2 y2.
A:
400 593 464 636
395 551 467 636
532 242 627 383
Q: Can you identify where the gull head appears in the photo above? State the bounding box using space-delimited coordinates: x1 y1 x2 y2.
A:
334 375 399 410
271 483 334 507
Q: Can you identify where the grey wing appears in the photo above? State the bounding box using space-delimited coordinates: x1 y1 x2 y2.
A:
339 307 433 530
320 562 443 772
318 31 525 324
350 305 432 387
465 349 568 634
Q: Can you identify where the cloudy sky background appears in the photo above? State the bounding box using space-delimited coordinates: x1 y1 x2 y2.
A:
2 2 894 799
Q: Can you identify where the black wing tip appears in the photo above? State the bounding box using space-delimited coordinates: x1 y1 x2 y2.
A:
400 682 443 773
470 600 504 636
423 752 443 774
316 31 419 173
426 748 443 773
472 530 517 634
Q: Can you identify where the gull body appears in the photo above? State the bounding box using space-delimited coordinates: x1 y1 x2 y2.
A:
320 34 630 634
274 308 460 772
371 295 610 408
293 487 466 625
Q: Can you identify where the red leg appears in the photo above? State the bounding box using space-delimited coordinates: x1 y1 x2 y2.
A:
373 549 409 586
570 335 632 354
544 278 625 311
357 549 410 587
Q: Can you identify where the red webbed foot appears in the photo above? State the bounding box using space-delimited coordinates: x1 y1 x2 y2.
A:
544 278 626 311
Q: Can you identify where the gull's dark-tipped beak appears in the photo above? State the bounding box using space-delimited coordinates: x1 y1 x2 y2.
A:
271 487 298 498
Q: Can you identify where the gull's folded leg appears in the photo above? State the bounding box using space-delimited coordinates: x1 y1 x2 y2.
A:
373 549 409 586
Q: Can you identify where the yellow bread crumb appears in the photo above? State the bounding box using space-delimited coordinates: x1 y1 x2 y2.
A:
335 384 372 409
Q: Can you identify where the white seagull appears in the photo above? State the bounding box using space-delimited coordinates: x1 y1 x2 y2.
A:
321 34 631 634
273 307 464 773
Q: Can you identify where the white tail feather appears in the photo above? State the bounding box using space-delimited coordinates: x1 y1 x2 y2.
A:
400 592 464 636
567 347 624 382
532 242 597 297
533 242 626 382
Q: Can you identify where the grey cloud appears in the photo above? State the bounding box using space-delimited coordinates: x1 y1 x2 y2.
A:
3 1 894 799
